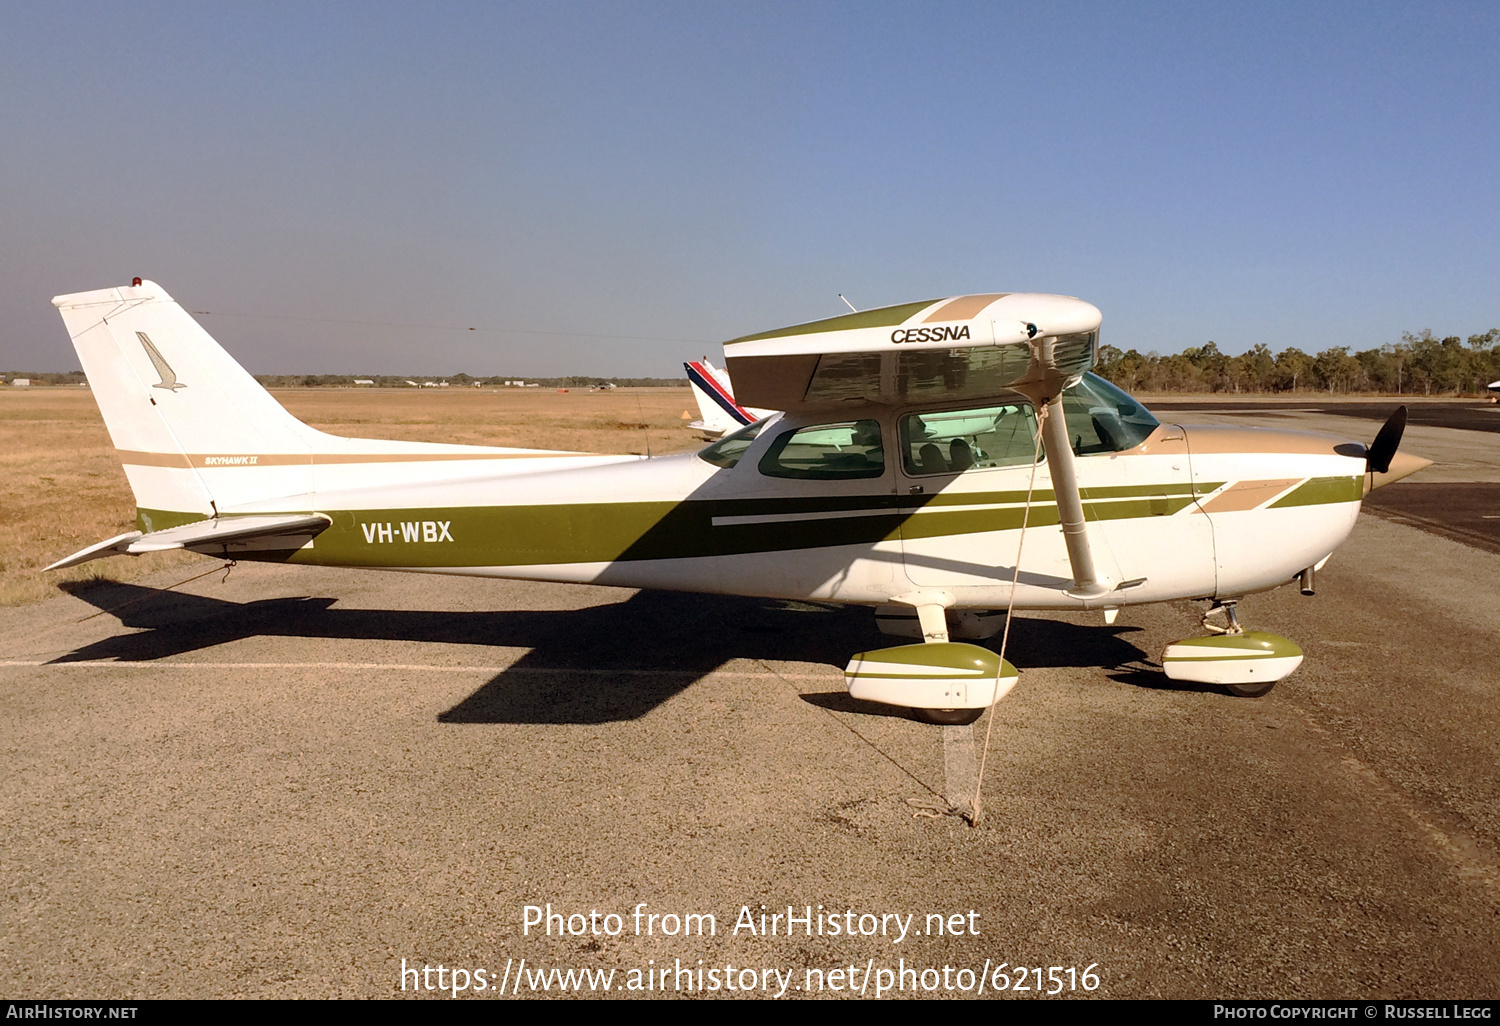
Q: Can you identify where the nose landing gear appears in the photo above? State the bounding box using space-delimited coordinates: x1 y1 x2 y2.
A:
1161 600 1304 698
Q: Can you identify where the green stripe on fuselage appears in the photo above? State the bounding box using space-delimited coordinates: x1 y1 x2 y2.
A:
291 500 903 568
1268 476 1363 508
145 481 1272 570
143 482 1230 570
257 484 1217 569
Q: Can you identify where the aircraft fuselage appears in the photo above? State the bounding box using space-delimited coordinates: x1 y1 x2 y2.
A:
211 393 1370 612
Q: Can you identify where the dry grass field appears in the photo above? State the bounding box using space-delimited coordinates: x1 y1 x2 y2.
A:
0 386 701 606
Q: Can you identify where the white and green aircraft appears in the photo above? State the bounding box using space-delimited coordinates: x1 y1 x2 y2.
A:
47 281 1428 723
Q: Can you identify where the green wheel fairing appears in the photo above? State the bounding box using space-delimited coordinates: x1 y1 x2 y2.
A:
844 642 1011 678
845 642 1018 721
1163 631 1304 661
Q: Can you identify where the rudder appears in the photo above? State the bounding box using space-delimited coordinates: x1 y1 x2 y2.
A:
54 280 324 528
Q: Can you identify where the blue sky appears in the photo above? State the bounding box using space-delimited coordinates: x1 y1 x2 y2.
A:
2 2 1496 377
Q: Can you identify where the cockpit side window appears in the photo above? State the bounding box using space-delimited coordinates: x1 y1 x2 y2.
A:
899 402 1040 476
1061 373 1160 454
758 419 885 480
698 417 769 469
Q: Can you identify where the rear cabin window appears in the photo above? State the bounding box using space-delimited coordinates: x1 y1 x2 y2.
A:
899 402 1040 476
758 420 885 480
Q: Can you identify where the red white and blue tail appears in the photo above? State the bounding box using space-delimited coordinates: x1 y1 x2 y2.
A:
684 359 767 439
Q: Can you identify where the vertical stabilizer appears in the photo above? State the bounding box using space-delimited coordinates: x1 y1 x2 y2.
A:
54 280 323 527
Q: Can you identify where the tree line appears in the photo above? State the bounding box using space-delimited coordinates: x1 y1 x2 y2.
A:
1097 329 1500 395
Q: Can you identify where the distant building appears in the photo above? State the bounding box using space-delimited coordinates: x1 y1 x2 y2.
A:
10 378 30 387
353 379 374 386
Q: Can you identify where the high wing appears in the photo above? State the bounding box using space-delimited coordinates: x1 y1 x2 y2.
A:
724 292 1109 598
722 292 1100 410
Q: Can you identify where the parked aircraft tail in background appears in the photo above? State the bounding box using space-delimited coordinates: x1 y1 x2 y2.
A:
684 358 771 439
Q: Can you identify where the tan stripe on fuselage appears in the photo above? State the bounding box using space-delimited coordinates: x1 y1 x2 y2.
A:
118 450 592 468
923 294 1009 322
1194 478 1303 514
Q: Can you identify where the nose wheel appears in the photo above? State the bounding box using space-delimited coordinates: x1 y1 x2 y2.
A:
1201 602 1275 694
1161 600 1304 696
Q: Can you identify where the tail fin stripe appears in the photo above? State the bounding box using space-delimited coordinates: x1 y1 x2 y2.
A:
686 361 754 426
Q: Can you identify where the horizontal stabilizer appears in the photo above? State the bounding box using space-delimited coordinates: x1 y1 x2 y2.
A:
45 514 331 571
43 531 146 571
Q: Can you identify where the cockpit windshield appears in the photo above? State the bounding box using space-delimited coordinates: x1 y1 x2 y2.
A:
1061 373 1160 454
696 373 1156 470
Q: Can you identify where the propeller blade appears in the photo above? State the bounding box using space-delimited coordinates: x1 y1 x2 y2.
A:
1366 406 1407 474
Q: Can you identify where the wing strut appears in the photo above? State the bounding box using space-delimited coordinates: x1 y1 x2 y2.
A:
1010 324 1111 602
1036 396 1109 600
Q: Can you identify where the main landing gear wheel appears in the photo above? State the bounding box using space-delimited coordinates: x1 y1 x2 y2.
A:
912 707 983 726
1224 681 1277 698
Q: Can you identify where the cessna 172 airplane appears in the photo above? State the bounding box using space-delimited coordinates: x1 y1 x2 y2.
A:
47 281 1428 723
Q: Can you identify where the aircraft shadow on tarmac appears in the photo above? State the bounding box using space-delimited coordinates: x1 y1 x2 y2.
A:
55 581 1156 724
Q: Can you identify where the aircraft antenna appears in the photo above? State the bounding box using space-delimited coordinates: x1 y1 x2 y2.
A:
838 294 858 313
636 394 653 458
